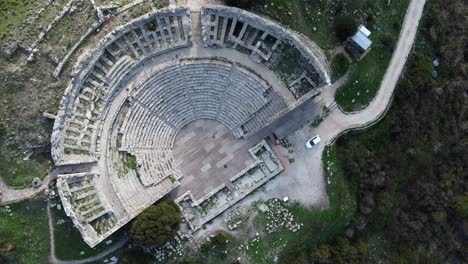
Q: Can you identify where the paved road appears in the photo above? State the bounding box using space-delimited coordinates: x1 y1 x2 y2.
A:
306 0 427 196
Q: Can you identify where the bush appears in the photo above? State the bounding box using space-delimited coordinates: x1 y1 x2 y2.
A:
200 232 229 256
211 232 228 246
334 16 358 42
130 200 181 247
331 53 350 81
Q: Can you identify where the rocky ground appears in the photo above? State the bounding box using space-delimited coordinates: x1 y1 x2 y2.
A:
0 0 168 187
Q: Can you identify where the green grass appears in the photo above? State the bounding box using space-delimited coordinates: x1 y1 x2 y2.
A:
51 196 128 260
0 0 67 39
260 0 338 49
330 53 350 81
0 198 50 264
256 0 410 112
0 0 36 36
0 149 52 188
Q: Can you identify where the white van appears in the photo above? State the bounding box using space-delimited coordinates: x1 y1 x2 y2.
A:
305 135 321 148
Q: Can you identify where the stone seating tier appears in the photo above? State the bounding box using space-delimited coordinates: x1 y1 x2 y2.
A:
201 5 330 98
53 7 192 165
128 148 177 187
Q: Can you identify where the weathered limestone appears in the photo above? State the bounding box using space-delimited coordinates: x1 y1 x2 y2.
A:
51 7 192 166
176 140 283 232
201 5 331 89
52 5 331 248
128 58 286 135
56 172 117 247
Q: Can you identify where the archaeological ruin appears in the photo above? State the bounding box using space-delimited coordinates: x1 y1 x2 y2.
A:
51 5 331 247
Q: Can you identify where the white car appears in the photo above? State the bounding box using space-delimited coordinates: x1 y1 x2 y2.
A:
305 135 321 148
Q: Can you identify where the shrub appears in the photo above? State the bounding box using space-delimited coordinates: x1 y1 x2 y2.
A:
225 0 258 8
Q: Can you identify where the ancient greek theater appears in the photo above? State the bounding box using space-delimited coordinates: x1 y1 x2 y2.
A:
4 0 455 261
50 4 332 247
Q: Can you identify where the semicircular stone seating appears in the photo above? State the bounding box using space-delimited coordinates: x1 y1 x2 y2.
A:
52 7 192 166
117 58 287 187
201 5 331 99
52 5 331 248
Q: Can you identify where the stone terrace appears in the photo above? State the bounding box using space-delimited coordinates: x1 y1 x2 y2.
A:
51 5 331 247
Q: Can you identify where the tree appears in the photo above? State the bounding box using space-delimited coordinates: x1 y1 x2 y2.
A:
130 200 181 247
334 16 358 42
225 0 257 8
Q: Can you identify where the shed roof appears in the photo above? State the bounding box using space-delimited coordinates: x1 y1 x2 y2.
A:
358 25 371 37
351 31 372 50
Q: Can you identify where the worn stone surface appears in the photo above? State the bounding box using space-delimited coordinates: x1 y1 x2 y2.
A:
51 5 330 247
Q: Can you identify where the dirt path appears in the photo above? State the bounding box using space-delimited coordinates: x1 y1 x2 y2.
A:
0 173 51 205
47 201 58 264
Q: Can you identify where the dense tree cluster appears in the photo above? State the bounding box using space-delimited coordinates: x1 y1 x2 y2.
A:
130 200 181 247
225 0 258 9
333 16 358 42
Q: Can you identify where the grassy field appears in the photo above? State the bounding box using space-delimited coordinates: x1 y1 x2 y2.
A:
0 198 50 264
255 0 410 112
330 53 350 81
51 197 128 260
0 0 68 44
0 0 39 36
0 143 52 187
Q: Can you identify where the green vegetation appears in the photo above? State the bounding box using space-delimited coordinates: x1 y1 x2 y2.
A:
200 232 230 257
251 0 410 111
130 200 181 247
0 199 50 264
330 53 350 81
333 15 357 41
120 152 140 178
0 0 67 41
0 67 57 188
123 153 138 171
0 145 52 188
0 0 36 35
290 0 467 262
0 120 52 188
51 197 128 260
